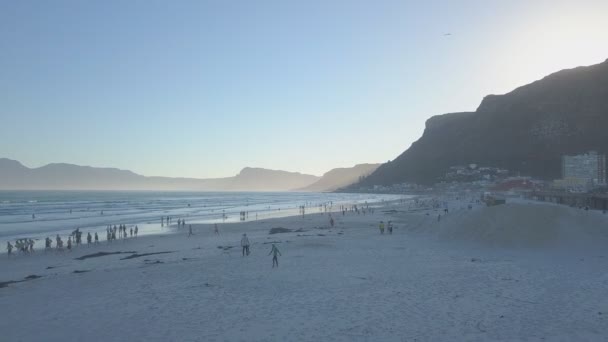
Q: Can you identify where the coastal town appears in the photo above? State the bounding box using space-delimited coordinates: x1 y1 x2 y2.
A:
353 151 608 211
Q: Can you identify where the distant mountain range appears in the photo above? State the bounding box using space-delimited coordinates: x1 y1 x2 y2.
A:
0 158 318 191
357 58 608 186
0 159 377 192
298 164 380 192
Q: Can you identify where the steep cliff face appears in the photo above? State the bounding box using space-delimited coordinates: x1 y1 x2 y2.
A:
360 59 608 185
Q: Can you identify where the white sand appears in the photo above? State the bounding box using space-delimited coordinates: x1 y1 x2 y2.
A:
1 199 608 341
433 202 608 248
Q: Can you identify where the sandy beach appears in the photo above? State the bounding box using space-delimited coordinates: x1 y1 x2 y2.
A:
3 1 607 340
2 198 608 341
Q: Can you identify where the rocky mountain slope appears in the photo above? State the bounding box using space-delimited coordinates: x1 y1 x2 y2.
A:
359 58 608 185
298 163 380 192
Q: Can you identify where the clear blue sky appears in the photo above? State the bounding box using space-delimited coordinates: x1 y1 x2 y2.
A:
1 0 607 178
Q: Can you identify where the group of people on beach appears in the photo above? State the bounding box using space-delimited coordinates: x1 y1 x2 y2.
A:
161 216 172 227
106 224 138 241
240 233 282 267
5 223 143 257
340 204 374 216
6 238 35 255
161 216 191 228
378 221 394 234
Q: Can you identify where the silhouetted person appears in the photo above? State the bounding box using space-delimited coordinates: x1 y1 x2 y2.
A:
268 244 282 268
241 234 250 256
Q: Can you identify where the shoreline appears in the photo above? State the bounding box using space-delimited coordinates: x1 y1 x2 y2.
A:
1 199 405 280
1 192 408 253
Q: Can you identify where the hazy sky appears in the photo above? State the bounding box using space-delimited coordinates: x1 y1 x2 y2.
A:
1 0 607 178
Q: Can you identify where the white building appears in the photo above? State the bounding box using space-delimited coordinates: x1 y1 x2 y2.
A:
561 151 606 185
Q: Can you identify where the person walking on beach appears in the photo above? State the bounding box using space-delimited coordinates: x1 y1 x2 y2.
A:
15 240 22 254
330 216 335 228
268 244 282 268
7 241 13 257
87 232 92 245
67 237 72 251
45 237 52 250
241 233 250 256
379 221 385 234
388 221 393 234
94 232 99 244
130 227 133 237
56 235 63 250
188 225 193 237
134 226 138 237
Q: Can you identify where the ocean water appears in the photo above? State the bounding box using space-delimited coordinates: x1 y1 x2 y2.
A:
0 191 402 246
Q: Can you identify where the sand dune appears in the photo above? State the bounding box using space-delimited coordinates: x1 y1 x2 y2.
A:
431 203 608 248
